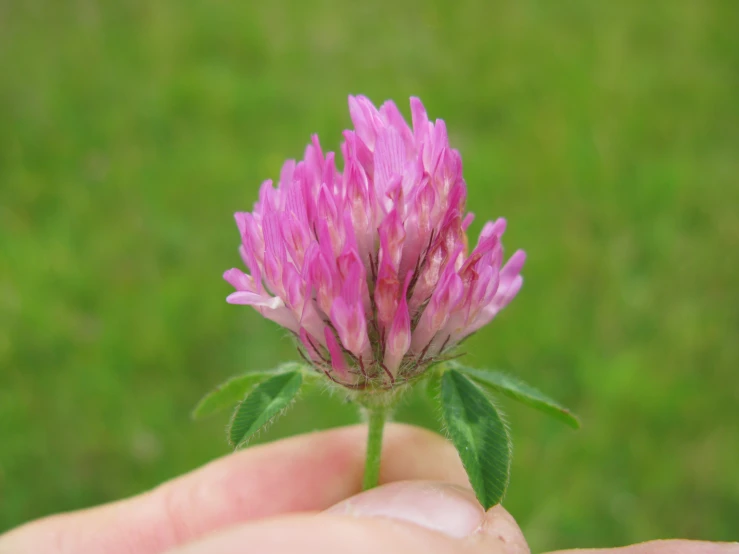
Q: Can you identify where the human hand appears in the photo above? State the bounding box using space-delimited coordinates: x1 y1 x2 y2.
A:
0 425 735 554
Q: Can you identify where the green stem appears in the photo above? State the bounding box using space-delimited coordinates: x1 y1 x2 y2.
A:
362 406 387 490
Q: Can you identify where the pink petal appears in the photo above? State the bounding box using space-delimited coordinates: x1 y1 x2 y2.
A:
462 213 475 231
500 249 526 286
379 100 413 153
223 268 255 292
410 97 429 146
299 328 323 363
374 254 400 330
348 95 381 150
378 209 406 269
330 296 369 357
383 272 413 376
324 327 350 378
374 127 407 196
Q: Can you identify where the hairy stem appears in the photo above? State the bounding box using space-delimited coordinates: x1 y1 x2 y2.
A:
362 406 387 490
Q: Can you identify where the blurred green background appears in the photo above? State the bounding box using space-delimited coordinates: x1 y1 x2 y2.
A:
1 0 737 550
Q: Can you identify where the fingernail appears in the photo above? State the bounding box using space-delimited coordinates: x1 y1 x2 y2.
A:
325 481 484 538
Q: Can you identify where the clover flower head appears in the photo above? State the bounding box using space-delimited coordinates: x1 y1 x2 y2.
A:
224 96 525 390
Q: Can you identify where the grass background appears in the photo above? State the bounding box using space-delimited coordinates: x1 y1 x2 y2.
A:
1 0 737 550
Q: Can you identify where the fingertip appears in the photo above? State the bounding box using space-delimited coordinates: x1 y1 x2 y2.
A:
326 481 484 539
325 481 528 552
481 505 531 554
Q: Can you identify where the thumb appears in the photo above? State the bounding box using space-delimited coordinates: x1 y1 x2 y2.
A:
326 481 530 552
168 481 530 553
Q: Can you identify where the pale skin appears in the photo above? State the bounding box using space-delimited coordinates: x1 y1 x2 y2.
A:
0 425 735 554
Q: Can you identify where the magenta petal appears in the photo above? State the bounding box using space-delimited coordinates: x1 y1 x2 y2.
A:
226 291 283 310
330 296 369 358
374 255 399 330
383 272 413 375
324 327 350 377
462 213 475 231
348 95 381 150
374 127 407 196
410 97 429 145
223 268 254 291
501 249 527 285
299 328 323 363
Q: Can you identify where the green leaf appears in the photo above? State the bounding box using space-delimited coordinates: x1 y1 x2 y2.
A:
425 368 443 402
441 369 511 509
451 363 580 429
192 362 305 420
193 372 274 420
227 371 303 449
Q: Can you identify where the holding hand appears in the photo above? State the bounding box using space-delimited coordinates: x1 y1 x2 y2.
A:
0 425 733 554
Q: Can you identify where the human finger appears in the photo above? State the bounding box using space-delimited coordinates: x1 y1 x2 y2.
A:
0 424 467 554
548 541 739 554
166 480 529 554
